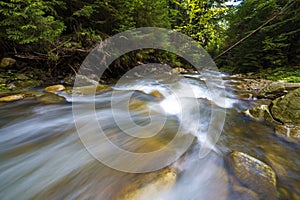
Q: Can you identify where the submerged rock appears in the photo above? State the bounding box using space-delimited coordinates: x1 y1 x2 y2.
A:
68 84 111 95
244 105 279 124
128 99 149 112
0 94 24 102
149 90 164 101
229 151 277 200
274 125 300 141
231 185 259 200
44 84 66 93
270 88 300 125
37 93 66 104
258 82 300 99
117 167 176 200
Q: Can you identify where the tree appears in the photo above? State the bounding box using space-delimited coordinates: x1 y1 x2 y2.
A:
0 0 65 44
171 0 228 54
221 0 300 72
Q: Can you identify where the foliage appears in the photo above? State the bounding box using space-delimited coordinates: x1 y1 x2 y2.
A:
171 0 228 54
1 0 298 79
221 0 300 72
0 0 65 44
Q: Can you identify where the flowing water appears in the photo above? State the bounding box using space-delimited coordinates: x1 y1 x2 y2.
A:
0 72 299 199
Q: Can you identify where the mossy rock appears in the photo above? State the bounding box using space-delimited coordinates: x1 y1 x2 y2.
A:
270 88 300 125
274 125 300 142
229 151 277 200
244 105 279 125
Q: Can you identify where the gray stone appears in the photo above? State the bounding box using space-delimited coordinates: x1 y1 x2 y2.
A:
258 82 300 99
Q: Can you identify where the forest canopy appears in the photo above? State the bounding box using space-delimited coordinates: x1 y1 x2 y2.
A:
0 0 299 75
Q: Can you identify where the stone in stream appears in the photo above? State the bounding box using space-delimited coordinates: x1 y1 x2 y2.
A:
243 105 280 125
44 84 66 93
270 88 300 125
116 168 176 200
258 82 300 100
67 84 111 96
0 94 25 102
229 151 277 200
231 185 259 200
128 99 149 112
149 90 164 101
37 93 66 104
274 125 300 141
244 88 300 142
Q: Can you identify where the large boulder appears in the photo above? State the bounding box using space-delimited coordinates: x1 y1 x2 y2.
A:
245 88 300 141
258 82 300 99
270 88 300 125
229 151 277 200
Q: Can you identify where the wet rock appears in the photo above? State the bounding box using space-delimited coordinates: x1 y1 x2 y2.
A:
274 125 300 141
72 74 99 86
231 185 259 200
244 105 279 124
0 94 25 102
128 99 149 112
37 93 66 104
44 84 66 93
172 67 188 74
229 151 277 200
117 168 176 200
229 78 272 95
270 88 300 125
68 84 111 95
0 57 16 68
238 93 254 100
258 82 300 99
149 90 164 100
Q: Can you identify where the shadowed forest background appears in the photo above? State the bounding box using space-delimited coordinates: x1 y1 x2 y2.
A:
0 0 299 82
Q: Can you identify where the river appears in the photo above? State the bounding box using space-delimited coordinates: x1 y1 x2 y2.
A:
0 71 299 199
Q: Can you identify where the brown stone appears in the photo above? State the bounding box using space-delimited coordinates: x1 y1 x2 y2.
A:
230 151 277 200
117 168 176 200
44 84 66 93
0 94 24 102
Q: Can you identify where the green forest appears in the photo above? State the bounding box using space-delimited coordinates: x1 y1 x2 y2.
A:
0 0 299 82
